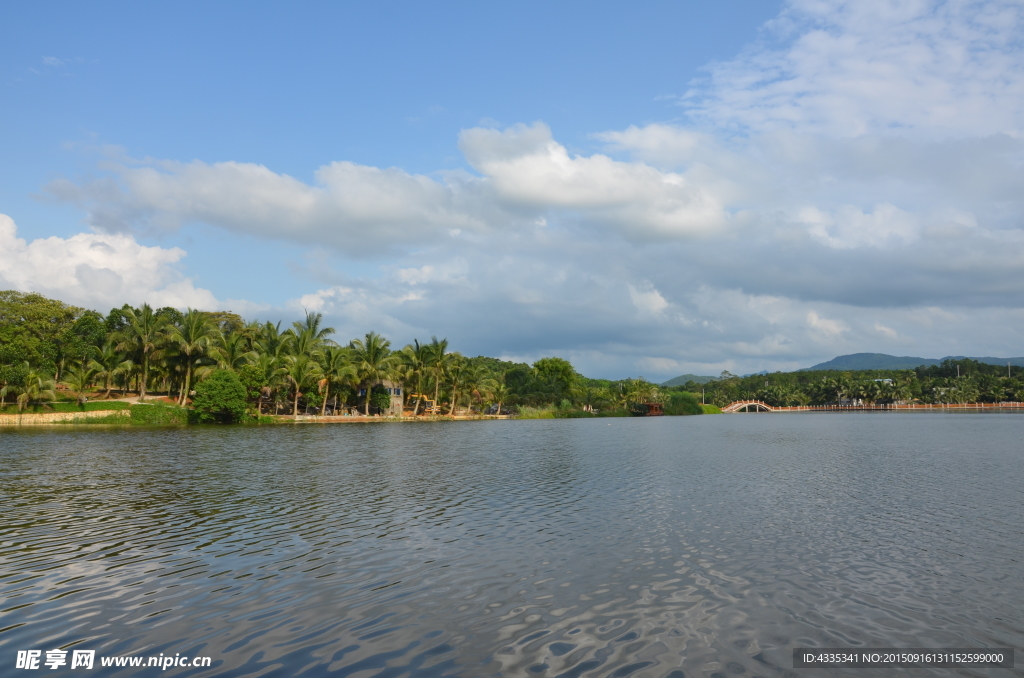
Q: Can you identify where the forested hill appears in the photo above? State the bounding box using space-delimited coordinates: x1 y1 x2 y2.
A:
804 353 1024 371
661 374 717 387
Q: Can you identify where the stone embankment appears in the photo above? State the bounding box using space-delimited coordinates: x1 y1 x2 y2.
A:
0 410 131 426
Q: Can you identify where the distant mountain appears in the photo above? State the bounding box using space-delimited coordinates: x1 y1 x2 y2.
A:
803 352 1024 371
661 373 717 387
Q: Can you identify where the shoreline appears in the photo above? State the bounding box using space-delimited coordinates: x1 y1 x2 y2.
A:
3 406 1024 429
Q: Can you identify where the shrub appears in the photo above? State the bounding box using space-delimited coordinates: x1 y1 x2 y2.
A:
370 385 392 413
664 391 703 416
191 370 248 423
515 405 556 419
130 403 189 425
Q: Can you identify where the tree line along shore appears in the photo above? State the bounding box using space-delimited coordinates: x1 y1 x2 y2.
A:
0 291 710 424
689 361 1024 408
3 291 1018 426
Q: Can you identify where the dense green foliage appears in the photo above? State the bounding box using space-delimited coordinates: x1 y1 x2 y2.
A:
191 370 249 423
0 291 701 421
663 391 703 415
129 404 190 425
16 290 1018 424
679 359 1024 407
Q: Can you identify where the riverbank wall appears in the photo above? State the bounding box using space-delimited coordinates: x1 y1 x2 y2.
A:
0 409 132 426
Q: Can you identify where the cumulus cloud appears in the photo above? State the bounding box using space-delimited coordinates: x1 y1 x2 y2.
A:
47 122 728 252
47 160 486 255
460 123 727 237
0 214 228 311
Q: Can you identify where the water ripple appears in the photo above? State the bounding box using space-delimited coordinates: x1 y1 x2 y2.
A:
1 414 1022 676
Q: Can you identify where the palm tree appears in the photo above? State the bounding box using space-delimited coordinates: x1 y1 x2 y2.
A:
249 352 283 414
486 379 511 415
400 340 431 415
290 311 337 358
118 303 161 401
1 363 57 412
257 321 288 362
316 346 356 415
163 309 217 406
64 363 96 405
89 341 130 399
426 336 450 413
211 331 257 372
282 353 322 415
445 354 469 416
350 331 399 415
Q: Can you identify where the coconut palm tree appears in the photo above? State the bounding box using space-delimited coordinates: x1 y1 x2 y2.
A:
64 363 96 405
400 339 431 415
316 345 356 415
0 363 57 412
163 309 218 406
282 353 322 415
350 331 399 415
89 341 131 399
290 311 337 358
445 354 469 416
426 336 450 412
211 331 257 372
486 379 511 415
118 303 161 401
257 321 288 361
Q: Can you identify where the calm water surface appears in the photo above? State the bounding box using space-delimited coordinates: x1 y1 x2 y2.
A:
1 414 1021 677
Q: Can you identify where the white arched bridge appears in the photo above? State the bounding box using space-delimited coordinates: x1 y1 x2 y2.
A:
722 400 775 413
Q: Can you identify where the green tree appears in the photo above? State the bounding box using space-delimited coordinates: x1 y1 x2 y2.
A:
351 331 399 415
1 363 57 412
89 341 131 398
400 339 431 415
191 369 248 423
445 354 469 416
211 330 257 371
289 311 337 358
0 290 83 376
64 363 96 405
163 309 217 406
237 363 270 413
282 353 322 415
117 303 162 402
483 374 511 415
316 345 356 415
426 336 450 412
532 356 577 402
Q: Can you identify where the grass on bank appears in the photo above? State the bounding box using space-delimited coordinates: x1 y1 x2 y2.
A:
52 403 190 425
515 392 714 419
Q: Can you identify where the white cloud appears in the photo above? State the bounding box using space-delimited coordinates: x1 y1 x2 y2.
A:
874 322 899 339
799 203 920 249
685 0 1024 139
627 283 670 316
50 123 728 251
807 310 849 340
460 122 727 238
0 214 226 311
48 159 486 255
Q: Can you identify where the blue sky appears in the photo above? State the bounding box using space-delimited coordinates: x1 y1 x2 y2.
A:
3 1 1024 379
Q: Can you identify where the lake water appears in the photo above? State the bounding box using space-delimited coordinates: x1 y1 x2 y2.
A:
1 413 1021 677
